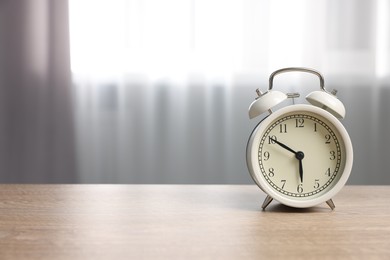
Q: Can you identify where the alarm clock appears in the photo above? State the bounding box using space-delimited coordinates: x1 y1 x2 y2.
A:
246 67 353 210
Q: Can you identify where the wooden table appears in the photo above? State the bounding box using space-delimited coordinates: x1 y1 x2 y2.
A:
0 185 389 259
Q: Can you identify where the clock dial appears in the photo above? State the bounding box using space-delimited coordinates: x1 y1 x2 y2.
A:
257 111 345 200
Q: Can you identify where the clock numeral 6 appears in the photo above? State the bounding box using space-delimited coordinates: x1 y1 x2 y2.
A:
297 184 303 193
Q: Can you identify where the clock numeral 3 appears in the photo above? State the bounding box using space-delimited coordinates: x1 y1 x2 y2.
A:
329 151 336 160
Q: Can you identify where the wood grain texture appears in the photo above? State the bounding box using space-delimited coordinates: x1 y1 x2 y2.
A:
0 185 389 259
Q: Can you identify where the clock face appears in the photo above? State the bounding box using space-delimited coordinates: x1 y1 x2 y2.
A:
247 104 353 207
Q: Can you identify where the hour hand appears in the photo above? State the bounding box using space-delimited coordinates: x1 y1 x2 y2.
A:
269 137 297 155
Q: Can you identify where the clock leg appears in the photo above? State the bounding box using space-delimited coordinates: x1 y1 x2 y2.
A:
261 195 273 210
326 199 335 210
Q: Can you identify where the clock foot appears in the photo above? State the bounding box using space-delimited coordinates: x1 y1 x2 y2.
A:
262 195 273 210
326 199 335 210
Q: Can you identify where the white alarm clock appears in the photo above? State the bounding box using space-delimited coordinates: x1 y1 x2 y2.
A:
246 67 353 210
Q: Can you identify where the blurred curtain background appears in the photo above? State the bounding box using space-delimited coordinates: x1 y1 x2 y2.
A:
0 0 76 182
1 0 389 184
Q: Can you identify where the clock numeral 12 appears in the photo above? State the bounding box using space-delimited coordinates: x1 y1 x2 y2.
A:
295 118 304 128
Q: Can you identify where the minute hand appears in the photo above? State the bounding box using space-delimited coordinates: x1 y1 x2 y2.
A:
270 138 297 155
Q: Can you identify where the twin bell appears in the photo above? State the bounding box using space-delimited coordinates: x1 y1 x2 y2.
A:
248 67 346 120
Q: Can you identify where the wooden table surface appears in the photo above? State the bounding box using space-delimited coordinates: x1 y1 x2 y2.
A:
0 185 389 259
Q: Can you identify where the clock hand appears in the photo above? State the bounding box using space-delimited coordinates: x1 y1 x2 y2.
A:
296 151 305 183
298 157 303 183
270 137 305 182
269 137 297 155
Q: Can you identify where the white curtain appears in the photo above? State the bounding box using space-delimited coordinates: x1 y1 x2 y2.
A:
69 0 390 81
68 0 390 184
2 1 389 184
0 0 76 182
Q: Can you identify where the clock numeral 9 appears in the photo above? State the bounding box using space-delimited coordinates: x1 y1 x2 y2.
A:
268 168 275 177
263 151 270 161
